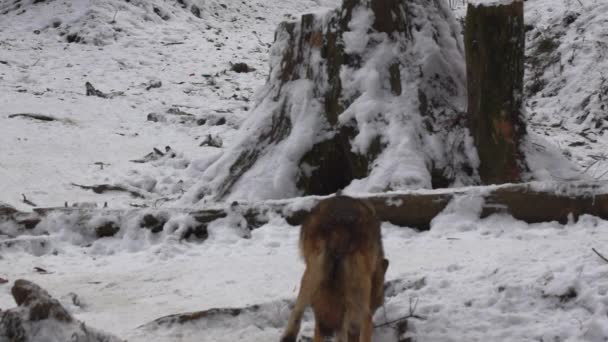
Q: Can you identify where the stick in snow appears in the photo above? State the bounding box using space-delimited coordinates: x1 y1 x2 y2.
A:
9 113 58 122
21 194 37 207
592 248 608 263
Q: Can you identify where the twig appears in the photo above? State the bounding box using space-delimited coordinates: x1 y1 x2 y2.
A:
9 113 58 122
374 297 426 329
111 9 119 23
374 314 426 328
592 248 608 263
582 159 600 175
22 194 37 207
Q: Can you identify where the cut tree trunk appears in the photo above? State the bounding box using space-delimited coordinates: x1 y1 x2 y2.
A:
198 0 471 202
465 1 527 184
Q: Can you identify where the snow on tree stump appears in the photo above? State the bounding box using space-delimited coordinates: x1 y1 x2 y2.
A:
465 0 527 184
188 0 472 202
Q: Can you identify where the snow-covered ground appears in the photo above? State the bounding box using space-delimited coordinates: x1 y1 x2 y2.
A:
4 202 608 341
3 0 608 341
0 0 340 211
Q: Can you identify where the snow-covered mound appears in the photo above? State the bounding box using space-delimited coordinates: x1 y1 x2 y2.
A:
184 0 477 204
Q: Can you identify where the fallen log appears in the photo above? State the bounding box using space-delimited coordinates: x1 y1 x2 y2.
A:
2 183 608 233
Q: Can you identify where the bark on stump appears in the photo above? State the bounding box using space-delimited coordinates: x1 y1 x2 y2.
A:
465 1 527 184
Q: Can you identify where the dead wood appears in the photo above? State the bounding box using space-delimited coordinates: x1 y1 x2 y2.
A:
592 248 608 263
8 183 608 232
71 183 145 199
285 183 608 229
85 81 124 98
8 113 58 122
21 194 37 207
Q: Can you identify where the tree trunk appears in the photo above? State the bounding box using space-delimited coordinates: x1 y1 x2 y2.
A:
465 0 527 184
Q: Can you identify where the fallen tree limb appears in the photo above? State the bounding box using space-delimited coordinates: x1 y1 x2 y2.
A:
592 248 608 263
8 113 58 122
21 194 37 207
71 183 146 199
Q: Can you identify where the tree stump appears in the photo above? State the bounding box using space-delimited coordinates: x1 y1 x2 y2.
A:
188 0 472 202
465 0 527 184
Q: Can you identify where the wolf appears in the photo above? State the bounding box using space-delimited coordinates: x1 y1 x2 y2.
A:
281 195 389 342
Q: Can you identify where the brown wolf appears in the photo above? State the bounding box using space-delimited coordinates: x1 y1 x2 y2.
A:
281 195 389 342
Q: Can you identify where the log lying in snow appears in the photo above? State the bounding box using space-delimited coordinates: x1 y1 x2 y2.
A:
363 183 608 229
2 183 608 233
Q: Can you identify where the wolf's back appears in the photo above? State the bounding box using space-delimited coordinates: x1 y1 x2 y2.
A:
300 196 380 279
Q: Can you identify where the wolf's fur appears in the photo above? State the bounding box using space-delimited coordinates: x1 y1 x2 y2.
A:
281 195 388 342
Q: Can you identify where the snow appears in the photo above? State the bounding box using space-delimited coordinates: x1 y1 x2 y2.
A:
3 0 608 341
0 0 341 211
5 202 608 341
469 0 522 7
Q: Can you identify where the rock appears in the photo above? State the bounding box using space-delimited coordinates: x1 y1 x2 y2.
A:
231 62 255 73
12 279 72 322
145 80 162 90
181 223 208 241
199 134 223 148
214 117 227 126
1 279 124 342
191 5 201 18
147 112 165 123
66 33 82 43
140 214 167 233
0 310 26 342
94 221 120 238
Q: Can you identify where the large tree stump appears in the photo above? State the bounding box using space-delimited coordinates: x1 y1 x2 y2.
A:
186 0 471 203
465 0 527 184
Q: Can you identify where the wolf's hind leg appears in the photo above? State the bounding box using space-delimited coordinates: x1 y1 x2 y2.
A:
281 268 312 342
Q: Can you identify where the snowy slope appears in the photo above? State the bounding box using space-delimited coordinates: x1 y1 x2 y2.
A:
0 0 340 211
